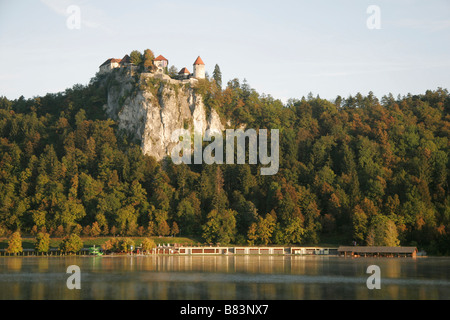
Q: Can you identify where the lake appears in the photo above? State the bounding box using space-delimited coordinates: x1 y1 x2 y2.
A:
0 255 449 300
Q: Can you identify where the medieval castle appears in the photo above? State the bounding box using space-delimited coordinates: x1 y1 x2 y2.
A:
99 53 206 81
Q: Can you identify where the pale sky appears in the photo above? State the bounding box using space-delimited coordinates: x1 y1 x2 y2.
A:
1 0 449 103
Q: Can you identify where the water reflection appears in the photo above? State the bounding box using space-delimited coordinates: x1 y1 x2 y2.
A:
0 256 449 300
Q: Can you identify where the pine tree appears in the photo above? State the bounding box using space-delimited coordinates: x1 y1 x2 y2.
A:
213 64 222 88
130 50 143 66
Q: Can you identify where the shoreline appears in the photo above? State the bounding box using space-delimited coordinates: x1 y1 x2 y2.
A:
0 245 427 258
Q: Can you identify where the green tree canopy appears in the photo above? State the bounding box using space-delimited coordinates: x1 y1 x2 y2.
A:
202 209 237 245
130 50 143 66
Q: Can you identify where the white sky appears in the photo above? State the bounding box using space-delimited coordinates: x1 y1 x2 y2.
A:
0 0 449 102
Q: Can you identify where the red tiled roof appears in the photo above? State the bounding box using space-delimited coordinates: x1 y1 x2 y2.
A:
179 67 190 74
154 55 168 61
100 58 122 67
193 56 204 65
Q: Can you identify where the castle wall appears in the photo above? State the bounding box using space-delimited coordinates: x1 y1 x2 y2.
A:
99 62 121 74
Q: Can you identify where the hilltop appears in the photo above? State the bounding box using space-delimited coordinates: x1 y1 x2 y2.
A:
96 53 223 161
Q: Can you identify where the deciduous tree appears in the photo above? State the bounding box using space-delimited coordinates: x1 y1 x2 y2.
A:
7 231 23 254
60 234 84 253
35 232 50 254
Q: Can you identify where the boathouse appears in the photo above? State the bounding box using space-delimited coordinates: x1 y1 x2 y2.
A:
234 247 286 255
178 247 230 255
338 246 418 258
290 247 338 255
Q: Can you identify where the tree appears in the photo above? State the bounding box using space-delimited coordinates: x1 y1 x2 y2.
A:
30 225 38 236
54 225 65 237
130 50 143 66
91 221 102 237
230 190 258 235
72 224 82 235
35 232 50 254
101 237 134 252
60 234 84 253
168 65 178 78
115 205 138 236
247 213 276 245
82 225 92 237
141 238 156 252
171 221 180 237
247 222 258 245
156 219 170 236
176 197 200 236
352 205 368 244
101 237 119 252
143 49 155 71
282 216 305 244
7 231 23 255
119 237 135 252
202 209 237 245
110 226 117 237
213 64 222 88
366 215 400 246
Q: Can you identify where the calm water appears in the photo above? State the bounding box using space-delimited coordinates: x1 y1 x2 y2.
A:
0 255 449 300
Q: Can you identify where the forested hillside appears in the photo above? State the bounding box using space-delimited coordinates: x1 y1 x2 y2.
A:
1 74 449 254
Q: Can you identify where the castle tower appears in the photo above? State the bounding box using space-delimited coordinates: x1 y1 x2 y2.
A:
193 56 205 79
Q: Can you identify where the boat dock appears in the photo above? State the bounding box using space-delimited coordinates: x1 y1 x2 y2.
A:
337 246 418 258
175 246 339 256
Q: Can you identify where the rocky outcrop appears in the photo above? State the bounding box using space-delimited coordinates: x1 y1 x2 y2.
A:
103 70 223 161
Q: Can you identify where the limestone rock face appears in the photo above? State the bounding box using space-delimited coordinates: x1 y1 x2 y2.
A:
103 72 223 161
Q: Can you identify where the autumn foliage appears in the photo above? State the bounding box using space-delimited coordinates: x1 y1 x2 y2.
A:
0 76 449 254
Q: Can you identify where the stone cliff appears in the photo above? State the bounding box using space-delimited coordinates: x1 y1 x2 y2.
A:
102 70 223 161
